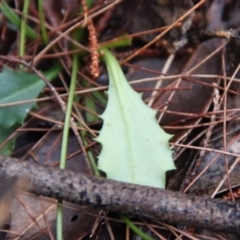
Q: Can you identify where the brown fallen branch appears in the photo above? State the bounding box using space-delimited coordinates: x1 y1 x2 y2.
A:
0 155 240 234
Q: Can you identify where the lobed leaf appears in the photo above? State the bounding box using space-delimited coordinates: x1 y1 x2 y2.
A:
96 48 175 188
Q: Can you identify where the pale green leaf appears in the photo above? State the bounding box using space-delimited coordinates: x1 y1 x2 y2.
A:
96 48 175 188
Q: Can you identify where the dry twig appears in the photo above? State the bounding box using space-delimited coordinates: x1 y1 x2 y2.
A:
0 155 240 234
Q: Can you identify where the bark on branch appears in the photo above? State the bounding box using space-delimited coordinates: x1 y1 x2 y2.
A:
0 155 239 234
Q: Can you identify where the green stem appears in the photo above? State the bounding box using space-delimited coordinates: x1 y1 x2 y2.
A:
120 215 155 240
56 208 63 240
81 128 100 176
19 0 30 57
0 0 36 39
37 0 49 44
57 54 78 240
59 54 78 169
